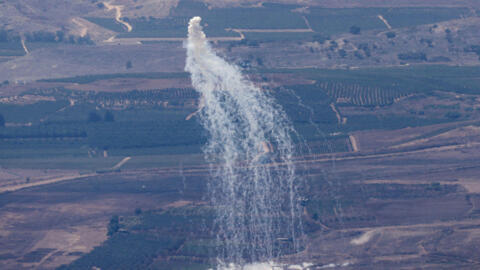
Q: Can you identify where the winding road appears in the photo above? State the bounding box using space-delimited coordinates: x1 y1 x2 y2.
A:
104 2 132 32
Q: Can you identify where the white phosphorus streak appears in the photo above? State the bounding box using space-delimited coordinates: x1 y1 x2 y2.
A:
185 16 303 267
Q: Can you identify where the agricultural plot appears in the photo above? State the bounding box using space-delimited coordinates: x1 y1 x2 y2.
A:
261 65 480 132
51 140 480 269
57 207 215 270
274 84 336 124
320 81 410 106
341 114 447 132
87 1 471 40
0 87 202 165
0 100 69 123
0 41 25 56
0 124 86 140
0 139 87 160
0 84 352 174
196 4 306 30
85 120 205 150
39 72 189 84
0 155 120 171
87 2 307 38
306 7 470 36
116 17 239 38
271 65 480 96
306 8 387 36
382 7 470 28
2 64 479 169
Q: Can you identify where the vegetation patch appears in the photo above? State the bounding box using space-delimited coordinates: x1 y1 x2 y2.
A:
39 72 189 84
58 207 215 270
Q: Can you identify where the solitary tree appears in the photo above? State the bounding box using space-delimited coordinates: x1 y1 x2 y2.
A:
386 32 396 39
107 215 120 236
104 111 115 122
56 30 65 42
312 34 329 44
88 111 101 122
126 60 132 69
350 26 361 35
0 29 7 42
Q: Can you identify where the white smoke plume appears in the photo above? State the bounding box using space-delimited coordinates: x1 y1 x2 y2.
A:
213 261 314 270
185 17 304 266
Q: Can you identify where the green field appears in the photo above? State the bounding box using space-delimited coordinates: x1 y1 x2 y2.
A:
58 207 215 270
265 65 480 95
0 100 69 123
382 7 469 28
306 8 386 36
87 1 470 41
39 72 189 84
306 7 469 36
88 2 308 38
2 65 478 170
266 65 480 132
0 41 25 56
0 85 342 171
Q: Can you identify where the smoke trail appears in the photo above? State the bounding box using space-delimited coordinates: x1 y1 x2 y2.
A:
185 17 304 266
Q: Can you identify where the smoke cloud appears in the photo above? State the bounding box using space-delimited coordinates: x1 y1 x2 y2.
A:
185 17 303 266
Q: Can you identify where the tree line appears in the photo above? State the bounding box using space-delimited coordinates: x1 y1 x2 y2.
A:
0 28 93 45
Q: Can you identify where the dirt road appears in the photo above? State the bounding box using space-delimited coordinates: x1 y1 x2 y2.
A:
21 39 29 54
103 2 132 32
302 16 313 31
330 103 342 124
103 35 244 45
72 17 88 37
137 140 480 177
103 27 313 45
112 156 131 170
339 218 480 234
302 141 480 165
0 173 97 194
0 157 132 194
349 134 359 152
377 15 393 29
226 28 313 33
1 140 476 194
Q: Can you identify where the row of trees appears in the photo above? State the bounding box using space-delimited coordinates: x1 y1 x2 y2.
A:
0 29 20 43
465 45 480 60
24 30 94 44
0 28 93 45
320 81 410 106
398 52 427 61
88 111 115 122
